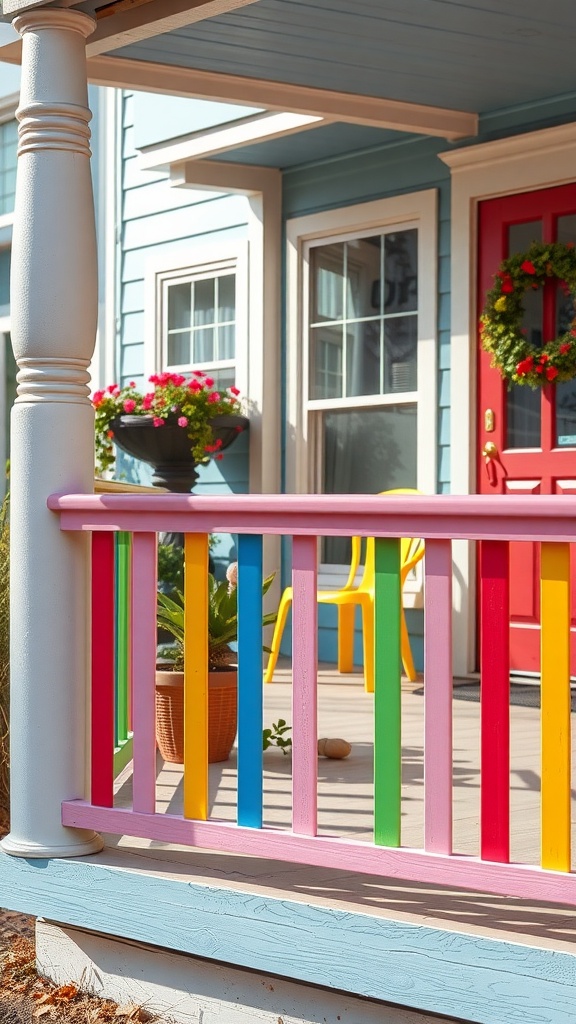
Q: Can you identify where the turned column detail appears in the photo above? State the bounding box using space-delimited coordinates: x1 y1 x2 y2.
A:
1 8 103 857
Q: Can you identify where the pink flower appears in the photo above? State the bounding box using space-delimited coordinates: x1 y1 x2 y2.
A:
107 383 119 393
149 375 159 385
129 381 136 388
208 391 220 403
153 417 164 427
171 374 186 387
204 377 215 388
229 386 241 396
190 379 203 392
142 393 154 410
123 399 136 413
177 416 188 427
192 370 205 378
92 390 105 407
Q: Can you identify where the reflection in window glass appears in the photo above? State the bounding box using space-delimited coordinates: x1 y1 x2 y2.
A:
311 325 343 400
310 229 418 400
322 405 417 563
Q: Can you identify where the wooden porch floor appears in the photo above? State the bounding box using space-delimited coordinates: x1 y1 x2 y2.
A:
106 661 576 956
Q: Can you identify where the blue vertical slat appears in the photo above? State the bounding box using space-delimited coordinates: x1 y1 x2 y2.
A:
237 534 263 828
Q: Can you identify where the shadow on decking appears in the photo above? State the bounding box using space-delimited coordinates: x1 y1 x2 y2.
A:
106 661 576 953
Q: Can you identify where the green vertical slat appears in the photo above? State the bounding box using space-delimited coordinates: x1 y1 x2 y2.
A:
374 537 402 847
115 531 131 745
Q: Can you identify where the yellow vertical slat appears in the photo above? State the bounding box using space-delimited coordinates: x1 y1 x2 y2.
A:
541 542 571 872
183 533 209 820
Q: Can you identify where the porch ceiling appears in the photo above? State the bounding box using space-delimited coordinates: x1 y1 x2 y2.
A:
104 0 576 116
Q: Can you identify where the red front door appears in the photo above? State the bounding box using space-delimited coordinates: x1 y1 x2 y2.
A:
477 184 576 674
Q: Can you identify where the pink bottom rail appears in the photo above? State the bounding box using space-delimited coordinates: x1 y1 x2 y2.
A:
63 800 576 907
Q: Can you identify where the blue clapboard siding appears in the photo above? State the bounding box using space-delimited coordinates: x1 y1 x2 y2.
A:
117 91 250 519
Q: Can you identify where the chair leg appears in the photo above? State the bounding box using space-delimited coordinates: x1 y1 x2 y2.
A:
337 604 355 673
400 606 417 682
264 592 291 683
361 603 375 693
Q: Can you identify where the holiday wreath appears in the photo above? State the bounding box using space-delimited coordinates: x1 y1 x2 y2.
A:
480 241 576 387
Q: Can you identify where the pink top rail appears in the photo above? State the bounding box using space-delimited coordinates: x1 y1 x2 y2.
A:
48 492 576 542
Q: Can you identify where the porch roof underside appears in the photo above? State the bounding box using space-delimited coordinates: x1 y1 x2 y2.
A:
3 0 576 166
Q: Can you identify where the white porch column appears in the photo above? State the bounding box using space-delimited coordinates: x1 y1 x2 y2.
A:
1 7 103 857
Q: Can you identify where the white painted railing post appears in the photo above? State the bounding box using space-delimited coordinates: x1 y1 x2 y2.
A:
1 8 103 857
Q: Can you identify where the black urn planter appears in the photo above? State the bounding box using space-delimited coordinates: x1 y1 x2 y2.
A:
110 413 249 493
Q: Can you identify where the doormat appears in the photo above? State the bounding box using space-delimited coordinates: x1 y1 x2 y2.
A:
415 683 576 711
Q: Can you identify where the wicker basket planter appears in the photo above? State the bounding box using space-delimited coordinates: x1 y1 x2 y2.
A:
155 668 237 764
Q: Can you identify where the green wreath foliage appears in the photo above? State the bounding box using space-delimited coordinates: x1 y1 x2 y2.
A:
480 241 576 387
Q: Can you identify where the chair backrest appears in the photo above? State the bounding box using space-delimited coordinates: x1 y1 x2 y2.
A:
354 489 425 592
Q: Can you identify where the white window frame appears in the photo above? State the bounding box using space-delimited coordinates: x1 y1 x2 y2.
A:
286 191 438 603
144 239 249 396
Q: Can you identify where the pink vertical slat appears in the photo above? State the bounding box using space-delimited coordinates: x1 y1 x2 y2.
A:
291 535 318 836
424 539 453 854
131 532 158 814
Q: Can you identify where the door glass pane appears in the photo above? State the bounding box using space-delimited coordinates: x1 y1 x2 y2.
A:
555 215 576 446
506 220 542 449
322 405 417 563
218 323 235 361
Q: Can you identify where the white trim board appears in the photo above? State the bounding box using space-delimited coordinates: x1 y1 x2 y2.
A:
0 48 477 139
37 920 447 1024
439 121 576 675
137 111 326 169
0 54 477 140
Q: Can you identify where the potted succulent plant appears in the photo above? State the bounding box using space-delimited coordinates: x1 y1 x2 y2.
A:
156 563 277 763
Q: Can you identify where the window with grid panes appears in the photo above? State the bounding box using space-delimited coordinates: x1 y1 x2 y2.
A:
308 229 419 564
163 269 236 391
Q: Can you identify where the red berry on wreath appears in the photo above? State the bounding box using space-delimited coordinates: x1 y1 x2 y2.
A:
521 260 536 274
546 366 559 381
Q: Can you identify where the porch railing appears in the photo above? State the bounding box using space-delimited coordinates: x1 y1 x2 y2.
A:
48 491 576 904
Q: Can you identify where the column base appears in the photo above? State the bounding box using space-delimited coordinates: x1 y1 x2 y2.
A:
1 831 104 859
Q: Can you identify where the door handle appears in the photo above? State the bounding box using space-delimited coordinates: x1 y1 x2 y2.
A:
482 441 499 486
482 441 498 460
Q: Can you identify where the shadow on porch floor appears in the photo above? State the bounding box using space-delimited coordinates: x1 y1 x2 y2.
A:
101 659 576 956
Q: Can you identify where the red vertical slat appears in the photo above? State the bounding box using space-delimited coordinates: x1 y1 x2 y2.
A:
480 540 510 862
91 531 115 807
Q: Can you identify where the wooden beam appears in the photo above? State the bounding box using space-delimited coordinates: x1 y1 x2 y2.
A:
137 111 325 169
85 54 477 139
86 0 262 56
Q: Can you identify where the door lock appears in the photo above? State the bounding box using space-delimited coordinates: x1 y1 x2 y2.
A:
482 441 498 459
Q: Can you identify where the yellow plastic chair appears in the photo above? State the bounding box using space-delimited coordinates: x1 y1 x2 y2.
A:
264 489 425 692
